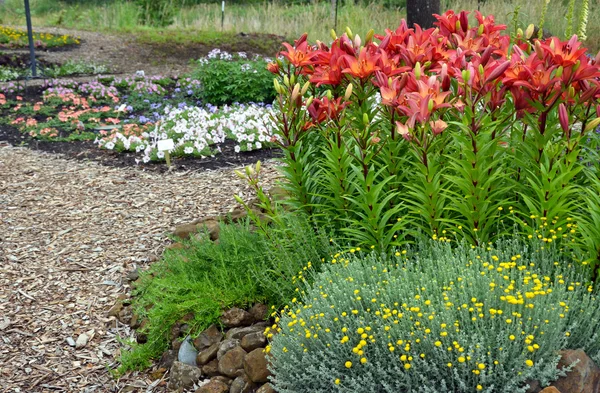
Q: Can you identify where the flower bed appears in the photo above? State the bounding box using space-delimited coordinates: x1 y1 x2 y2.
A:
0 26 80 49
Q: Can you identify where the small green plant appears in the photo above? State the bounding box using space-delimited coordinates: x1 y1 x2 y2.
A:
189 50 277 105
117 213 333 374
268 238 600 393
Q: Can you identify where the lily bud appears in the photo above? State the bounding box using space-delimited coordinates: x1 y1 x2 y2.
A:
462 70 470 84
346 26 353 39
568 85 575 99
234 195 245 204
534 41 544 59
305 96 314 108
363 113 369 126
415 62 422 79
290 74 296 85
455 20 461 32
274 78 282 94
558 103 569 133
344 84 353 101
283 75 290 87
478 64 485 78
330 29 337 41
365 29 374 44
326 90 333 100
516 28 523 38
549 39 555 51
245 165 254 177
584 117 600 133
234 170 245 179
255 161 261 174
478 24 484 36
388 77 393 88
428 98 434 113
301 81 310 95
525 24 535 39
354 34 361 48
459 11 469 32
291 83 301 102
556 66 564 78
484 60 511 84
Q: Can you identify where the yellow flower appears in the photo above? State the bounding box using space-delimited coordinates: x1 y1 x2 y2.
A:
335 379 341 385
360 357 367 364
478 363 485 370
404 363 411 370
345 361 352 368
525 359 534 367
477 385 483 390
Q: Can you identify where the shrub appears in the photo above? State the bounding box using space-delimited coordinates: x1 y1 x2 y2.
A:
117 213 333 374
189 49 277 105
268 11 600 274
268 239 600 393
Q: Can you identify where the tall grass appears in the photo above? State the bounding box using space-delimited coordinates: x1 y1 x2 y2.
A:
1 0 597 52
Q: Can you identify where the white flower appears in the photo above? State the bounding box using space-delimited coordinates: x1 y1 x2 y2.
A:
234 145 241 153
157 151 165 159
255 142 262 149
105 141 115 150
184 146 194 154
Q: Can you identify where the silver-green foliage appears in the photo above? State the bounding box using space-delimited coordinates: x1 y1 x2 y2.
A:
269 240 600 393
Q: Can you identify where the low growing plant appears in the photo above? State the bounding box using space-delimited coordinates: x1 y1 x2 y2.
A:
268 238 600 393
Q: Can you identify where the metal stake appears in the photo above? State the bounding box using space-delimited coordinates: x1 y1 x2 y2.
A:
24 0 37 78
221 1 225 31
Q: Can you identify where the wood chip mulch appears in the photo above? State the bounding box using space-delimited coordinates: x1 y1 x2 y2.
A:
0 146 278 393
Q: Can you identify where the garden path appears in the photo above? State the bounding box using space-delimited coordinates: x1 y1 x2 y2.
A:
0 146 278 392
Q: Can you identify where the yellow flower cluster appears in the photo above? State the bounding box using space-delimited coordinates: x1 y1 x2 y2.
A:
0 26 80 48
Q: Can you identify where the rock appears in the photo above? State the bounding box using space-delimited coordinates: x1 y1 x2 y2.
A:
194 324 223 351
212 376 233 386
172 339 182 351
218 346 247 378
202 359 220 377
230 374 256 393
118 306 133 325
241 332 267 352
552 349 600 393
130 313 141 329
249 304 268 322
221 308 253 328
256 383 276 393
107 300 124 317
168 361 203 391
174 221 220 241
197 343 219 365
127 269 140 282
166 242 186 251
178 336 198 366
540 388 561 393
525 379 542 393
218 339 241 360
159 349 177 369
75 333 89 349
150 367 167 380
195 379 229 393
226 325 265 341
244 348 270 383
66 337 76 347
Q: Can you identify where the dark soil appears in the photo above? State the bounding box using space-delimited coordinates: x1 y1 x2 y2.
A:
0 52 56 68
0 122 280 172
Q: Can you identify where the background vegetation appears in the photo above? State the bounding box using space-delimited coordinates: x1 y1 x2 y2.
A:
0 0 598 51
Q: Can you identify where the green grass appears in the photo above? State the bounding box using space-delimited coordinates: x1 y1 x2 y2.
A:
117 213 333 374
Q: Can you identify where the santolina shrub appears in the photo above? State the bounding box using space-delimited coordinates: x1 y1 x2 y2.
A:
267 239 600 393
268 10 600 273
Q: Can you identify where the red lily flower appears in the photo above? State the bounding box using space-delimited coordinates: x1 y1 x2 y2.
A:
307 97 349 123
280 33 314 69
342 46 381 79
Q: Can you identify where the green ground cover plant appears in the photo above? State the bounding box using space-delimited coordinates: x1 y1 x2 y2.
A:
268 238 600 393
117 213 333 373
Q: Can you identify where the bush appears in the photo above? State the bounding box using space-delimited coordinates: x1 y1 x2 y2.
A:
268 239 600 393
268 11 600 274
189 49 277 106
117 213 333 374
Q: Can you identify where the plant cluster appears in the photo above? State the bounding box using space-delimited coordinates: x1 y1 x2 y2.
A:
268 11 600 272
268 239 600 393
119 213 333 373
189 49 277 106
0 26 80 48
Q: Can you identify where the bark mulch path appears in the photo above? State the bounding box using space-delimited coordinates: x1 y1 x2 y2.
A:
0 146 278 392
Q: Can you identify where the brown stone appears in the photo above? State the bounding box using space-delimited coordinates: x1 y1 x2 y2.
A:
551 349 600 393
173 221 220 241
218 339 241 360
225 325 265 341
256 384 276 393
117 306 133 325
202 359 221 377
195 379 229 393
158 349 177 370
244 348 271 383
249 304 268 322
218 346 247 378
107 300 123 317
167 361 202 391
194 324 223 351
149 367 167 380
241 332 267 352
211 376 233 386
197 343 219 365
540 387 561 393
130 313 141 329
173 223 202 240
230 374 257 393
166 242 186 251
221 308 253 327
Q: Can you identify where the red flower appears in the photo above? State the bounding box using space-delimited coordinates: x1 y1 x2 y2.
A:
307 97 349 123
342 46 381 79
280 34 314 69
267 62 280 74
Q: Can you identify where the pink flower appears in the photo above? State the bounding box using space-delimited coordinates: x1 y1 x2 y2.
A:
430 119 448 135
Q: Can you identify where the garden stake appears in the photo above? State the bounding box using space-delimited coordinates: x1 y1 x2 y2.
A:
221 1 225 31
23 0 37 77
